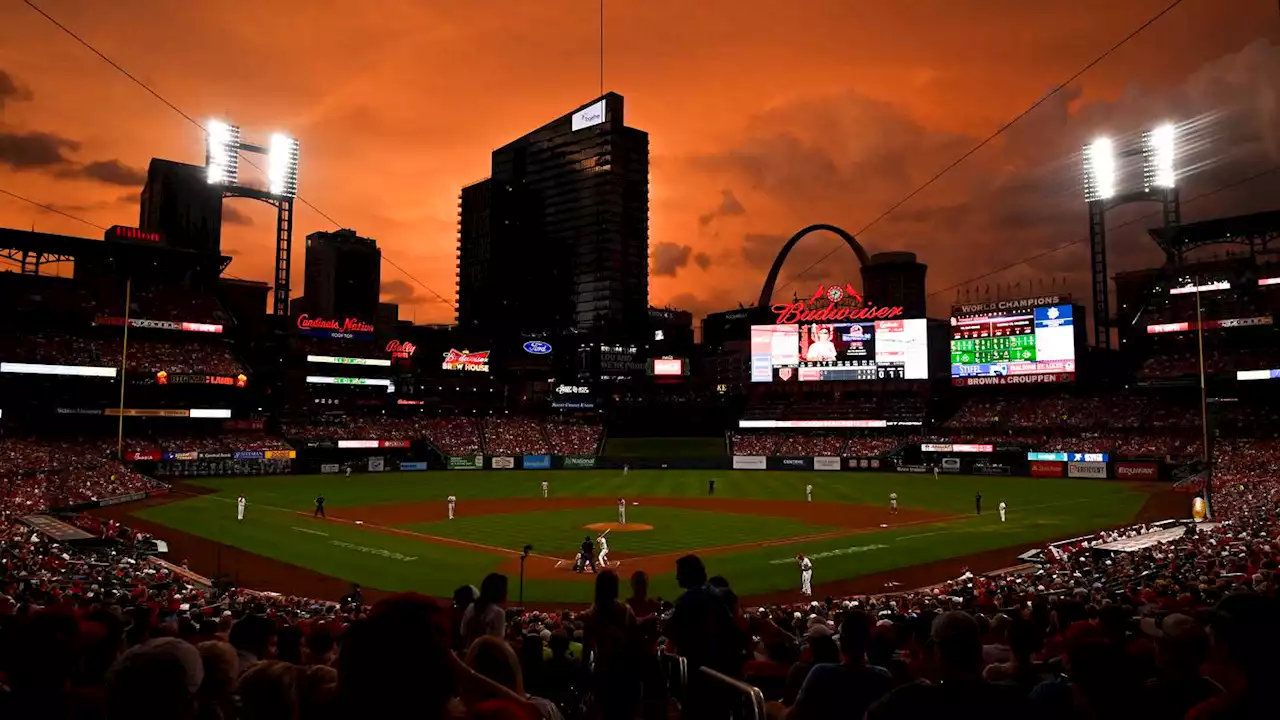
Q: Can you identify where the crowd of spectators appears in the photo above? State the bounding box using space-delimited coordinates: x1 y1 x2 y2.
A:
6 334 246 376
943 393 1207 431
545 421 603 456
731 433 909 457
124 434 294 455
484 417 551 456
281 416 603 457
0 438 163 515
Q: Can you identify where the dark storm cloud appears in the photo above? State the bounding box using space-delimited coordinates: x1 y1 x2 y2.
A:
0 69 33 110
651 241 695 277
222 205 255 227
75 159 147 187
0 130 78 169
698 189 746 226
693 252 712 270
381 279 419 304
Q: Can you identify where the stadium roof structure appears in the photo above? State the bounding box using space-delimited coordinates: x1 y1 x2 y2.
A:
1147 209 1280 260
0 227 232 276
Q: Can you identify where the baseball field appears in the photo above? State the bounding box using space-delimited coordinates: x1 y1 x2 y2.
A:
104 470 1183 604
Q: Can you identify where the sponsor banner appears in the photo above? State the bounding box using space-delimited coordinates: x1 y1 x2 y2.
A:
1114 462 1159 479
732 455 767 470
368 457 385 472
96 491 149 507
264 450 296 460
320 464 341 474
1029 451 1109 462
233 450 265 460
1031 461 1064 477
846 458 883 470
448 455 484 470
399 461 428 471
941 458 962 472
953 295 1067 316
338 440 381 449
125 451 161 462
897 464 928 473
202 452 231 460
740 419 888 429
2 362 118 378
172 451 199 461
921 443 993 453
974 462 1011 476
1067 461 1107 479
952 372 1075 387
813 456 841 471
305 440 337 449
777 457 811 470
380 440 411 449
492 456 516 469
94 316 224 333
156 372 247 387
523 455 552 470
563 456 597 469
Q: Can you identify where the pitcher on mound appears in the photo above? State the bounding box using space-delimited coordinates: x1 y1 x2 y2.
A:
617 497 627 525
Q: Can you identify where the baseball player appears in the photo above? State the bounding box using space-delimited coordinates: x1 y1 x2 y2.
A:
578 535 597 574
313 495 326 518
805 484 813 503
933 464 939 480
345 464 352 478
975 492 983 515
617 497 627 525
236 494 246 522
447 495 457 520
890 492 898 515
999 500 1007 523
623 463 630 477
708 478 716 496
597 531 610 568
797 553 813 596
541 481 549 499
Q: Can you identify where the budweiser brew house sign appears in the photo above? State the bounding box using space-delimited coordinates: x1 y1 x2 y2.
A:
772 284 904 324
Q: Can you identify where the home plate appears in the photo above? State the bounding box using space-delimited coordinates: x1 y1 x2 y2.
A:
879 524 888 528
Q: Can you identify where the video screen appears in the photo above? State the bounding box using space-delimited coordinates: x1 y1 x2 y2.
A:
750 319 928 382
950 304 1076 383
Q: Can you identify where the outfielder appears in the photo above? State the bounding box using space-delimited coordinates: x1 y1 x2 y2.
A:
345 465 352 478
447 495 457 520
597 531 610 568
890 492 898 515
999 501 1007 523
797 553 813 596
541 481 549 499
623 463 630 477
805 484 813 503
617 497 627 524
933 465 939 480
236 494 246 521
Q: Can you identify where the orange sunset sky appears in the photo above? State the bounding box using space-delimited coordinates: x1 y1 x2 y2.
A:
1 1 1278 326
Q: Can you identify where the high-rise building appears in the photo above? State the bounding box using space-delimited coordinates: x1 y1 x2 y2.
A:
457 93 649 338
139 159 224 253
298 229 381 321
860 252 929 318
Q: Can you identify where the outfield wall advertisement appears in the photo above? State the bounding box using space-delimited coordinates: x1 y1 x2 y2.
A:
492 457 515 469
523 455 552 469
1031 461 1064 477
448 455 484 469
733 456 767 470
399 461 428 471
1114 462 1158 479
846 458 883 470
563 456 597 469
813 456 841 471
1067 461 1107 478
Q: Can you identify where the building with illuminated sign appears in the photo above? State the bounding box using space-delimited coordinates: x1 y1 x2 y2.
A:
296 229 381 323
457 92 650 339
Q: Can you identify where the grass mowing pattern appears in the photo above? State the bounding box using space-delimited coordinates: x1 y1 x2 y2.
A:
133 470 1152 602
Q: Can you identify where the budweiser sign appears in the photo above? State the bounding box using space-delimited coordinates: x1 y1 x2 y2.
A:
442 349 490 372
296 314 375 334
772 284 904 324
387 340 417 358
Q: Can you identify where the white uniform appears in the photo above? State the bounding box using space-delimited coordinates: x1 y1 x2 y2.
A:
890 492 898 513
236 496 246 521
345 466 352 478
617 499 626 524
799 556 813 595
933 466 939 479
541 481 549 498
999 501 1007 523
623 464 629 476
806 485 813 503
447 495 457 520
597 535 609 567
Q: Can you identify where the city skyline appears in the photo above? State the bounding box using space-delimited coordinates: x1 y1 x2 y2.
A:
0 1 1278 326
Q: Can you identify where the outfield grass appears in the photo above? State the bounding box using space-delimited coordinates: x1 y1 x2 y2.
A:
133 470 1152 602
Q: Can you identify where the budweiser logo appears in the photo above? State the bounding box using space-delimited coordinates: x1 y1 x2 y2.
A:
387 340 417 357
297 314 374 333
772 284 903 324
442 349 490 372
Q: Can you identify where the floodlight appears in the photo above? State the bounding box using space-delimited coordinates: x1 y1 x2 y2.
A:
205 120 241 185
1082 138 1115 202
1144 123 1176 189
268 133 300 197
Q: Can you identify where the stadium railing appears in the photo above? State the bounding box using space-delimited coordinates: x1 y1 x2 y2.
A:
698 666 766 720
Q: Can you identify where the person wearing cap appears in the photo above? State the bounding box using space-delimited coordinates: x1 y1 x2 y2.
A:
1138 613 1220 720
797 554 813 597
788 610 891 720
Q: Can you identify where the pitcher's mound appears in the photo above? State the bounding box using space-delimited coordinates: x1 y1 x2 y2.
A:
584 522 653 532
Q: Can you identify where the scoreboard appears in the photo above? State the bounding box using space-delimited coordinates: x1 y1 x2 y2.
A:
949 297 1078 385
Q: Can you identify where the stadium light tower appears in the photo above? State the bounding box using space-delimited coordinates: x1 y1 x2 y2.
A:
205 120 301 317
1082 123 1181 349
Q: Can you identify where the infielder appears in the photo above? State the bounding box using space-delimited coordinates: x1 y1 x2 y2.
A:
597 531 610 568
541 481 549 499
797 553 813 596
975 492 983 515
447 495 457 520
933 465 939 480
805 484 813 503
617 497 627 524
623 463 630 477
999 501 1007 523
236 494 246 521
890 492 898 515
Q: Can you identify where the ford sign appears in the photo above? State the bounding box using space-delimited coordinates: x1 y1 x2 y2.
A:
523 341 552 355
